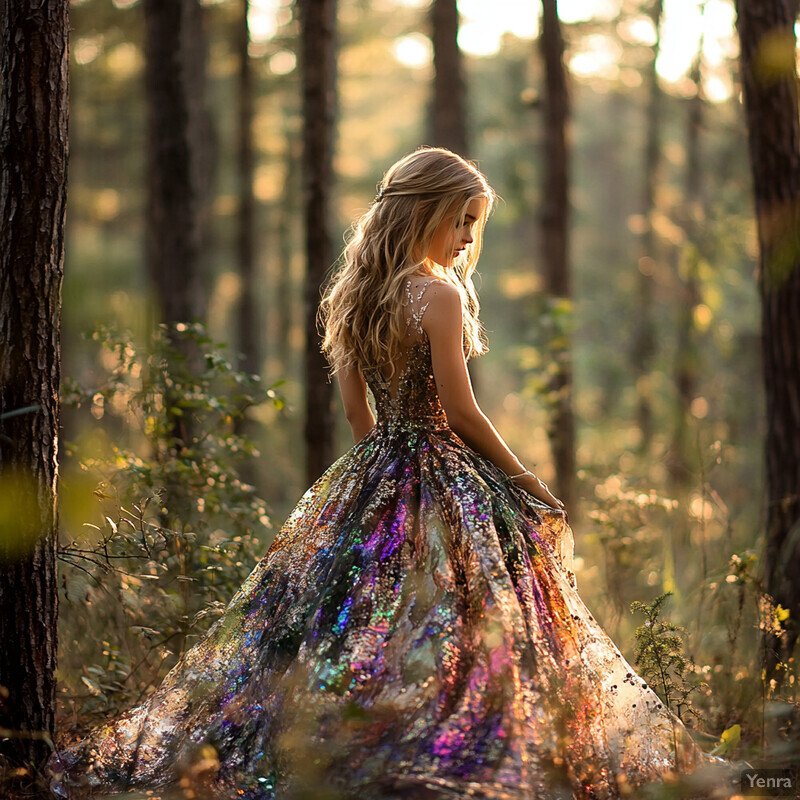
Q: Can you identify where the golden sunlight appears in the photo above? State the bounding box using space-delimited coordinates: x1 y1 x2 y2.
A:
246 0 741 100
393 33 433 68
463 0 737 101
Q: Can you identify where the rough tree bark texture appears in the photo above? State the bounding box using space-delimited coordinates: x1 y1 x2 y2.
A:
736 0 800 681
429 0 468 156
143 0 213 328
237 0 259 377
633 0 664 452
300 0 337 485
0 0 69 771
539 0 575 512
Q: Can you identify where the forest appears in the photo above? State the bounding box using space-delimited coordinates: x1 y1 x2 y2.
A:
1 0 799 797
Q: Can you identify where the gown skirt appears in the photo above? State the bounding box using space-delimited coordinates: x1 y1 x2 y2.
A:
48 334 712 800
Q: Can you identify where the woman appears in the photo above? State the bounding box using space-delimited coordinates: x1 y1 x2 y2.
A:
50 147 715 799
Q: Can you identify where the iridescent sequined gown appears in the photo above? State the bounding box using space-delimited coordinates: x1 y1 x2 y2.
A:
50 279 707 799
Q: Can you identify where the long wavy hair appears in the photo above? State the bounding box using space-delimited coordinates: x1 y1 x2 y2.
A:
319 147 496 378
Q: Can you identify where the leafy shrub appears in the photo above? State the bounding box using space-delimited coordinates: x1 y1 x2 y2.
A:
57 323 283 731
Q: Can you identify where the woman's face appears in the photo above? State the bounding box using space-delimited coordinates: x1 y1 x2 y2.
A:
426 197 485 268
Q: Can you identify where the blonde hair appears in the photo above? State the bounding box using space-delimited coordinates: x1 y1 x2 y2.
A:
319 147 496 377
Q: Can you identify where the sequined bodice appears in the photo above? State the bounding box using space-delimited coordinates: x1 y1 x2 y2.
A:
360 278 449 432
362 338 449 432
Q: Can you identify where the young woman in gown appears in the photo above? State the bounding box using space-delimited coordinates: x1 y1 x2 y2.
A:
49 147 716 799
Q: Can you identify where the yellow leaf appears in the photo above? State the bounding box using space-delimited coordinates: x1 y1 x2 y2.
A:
711 724 741 756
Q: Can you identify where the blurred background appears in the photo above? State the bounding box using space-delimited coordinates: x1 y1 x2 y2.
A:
56 0 777 760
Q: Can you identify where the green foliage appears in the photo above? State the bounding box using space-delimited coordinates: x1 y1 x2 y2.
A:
630 592 703 725
517 294 575 422
57 324 284 729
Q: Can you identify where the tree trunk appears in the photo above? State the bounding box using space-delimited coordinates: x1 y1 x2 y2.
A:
143 0 214 471
237 0 259 378
736 0 800 683
633 0 664 452
428 0 467 156
276 136 302 374
0 0 68 774
662 41 706 602
428 0 482 396
143 0 213 329
300 0 337 485
669 43 704 492
539 0 575 512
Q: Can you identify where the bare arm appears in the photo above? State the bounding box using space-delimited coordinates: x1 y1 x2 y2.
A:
422 282 563 509
338 365 376 444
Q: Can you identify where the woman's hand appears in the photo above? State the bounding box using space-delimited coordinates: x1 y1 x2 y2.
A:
511 471 564 510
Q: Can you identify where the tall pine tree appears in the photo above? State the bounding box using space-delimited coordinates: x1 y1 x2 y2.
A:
539 0 575 511
300 0 337 484
0 0 69 775
736 0 800 682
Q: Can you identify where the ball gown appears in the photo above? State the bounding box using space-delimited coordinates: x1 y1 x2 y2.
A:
49 279 713 799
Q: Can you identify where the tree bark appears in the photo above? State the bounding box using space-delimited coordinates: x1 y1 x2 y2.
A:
276 197 292 373
237 0 259 378
0 0 68 773
429 0 468 156
143 0 213 329
299 0 337 485
633 0 664 452
428 0 482 395
736 0 800 683
276 135 302 374
539 0 576 512
669 43 704 491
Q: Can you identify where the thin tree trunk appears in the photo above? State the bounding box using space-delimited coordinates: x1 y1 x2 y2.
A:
428 0 482 396
143 0 214 480
663 38 706 601
429 0 467 156
237 0 259 377
233 0 259 490
142 1 213 653
633 0 664 452
736 0 800 683
276 136 302 374
539 0 575 512
669 41 705 491
143 0 212 329
0 0 68 773
300 0 337 485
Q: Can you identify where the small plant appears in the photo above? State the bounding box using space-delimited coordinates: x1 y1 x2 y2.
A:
630 592 703 725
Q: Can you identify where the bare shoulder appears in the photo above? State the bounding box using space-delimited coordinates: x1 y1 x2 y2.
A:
418 279 460 306
420 280 462 335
